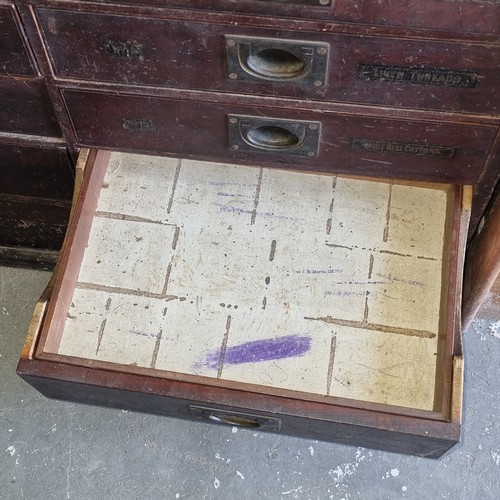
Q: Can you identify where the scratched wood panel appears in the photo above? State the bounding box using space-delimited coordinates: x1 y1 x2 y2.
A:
57 152 453 411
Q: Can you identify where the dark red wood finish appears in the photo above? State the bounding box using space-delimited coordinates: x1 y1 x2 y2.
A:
0 4 36 76
0 196 71 249
37 7 500 114
7 0 500 454
68 0 500 35
0 78 61 136
0 143 74 199
62 89 496 184
17 358 460 458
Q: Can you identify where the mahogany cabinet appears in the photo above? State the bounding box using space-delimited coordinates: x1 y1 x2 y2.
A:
14 0 500 238
7 0 500 455
0 2 73 265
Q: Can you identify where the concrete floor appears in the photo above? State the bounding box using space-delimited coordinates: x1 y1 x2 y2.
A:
1 265 499 500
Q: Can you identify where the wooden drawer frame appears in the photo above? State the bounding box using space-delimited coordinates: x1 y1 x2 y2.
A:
35 6 500 114
17 149 471 458
67 0 500 36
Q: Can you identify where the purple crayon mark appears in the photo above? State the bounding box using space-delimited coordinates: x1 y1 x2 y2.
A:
201 334 312 371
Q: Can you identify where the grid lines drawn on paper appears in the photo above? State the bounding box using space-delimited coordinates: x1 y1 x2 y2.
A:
57 152 451 411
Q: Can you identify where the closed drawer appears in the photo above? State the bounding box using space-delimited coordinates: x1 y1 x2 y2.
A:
73 0 500 36
0 5 36 76
62 89 496 185
0 197 71 250
0 144 74 200
0 78 61 136
18 149 470 457
38 8 500 114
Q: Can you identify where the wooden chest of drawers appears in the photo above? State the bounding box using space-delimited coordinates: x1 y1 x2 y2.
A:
11 0 500 455
0 2 74 263
14 0 499 237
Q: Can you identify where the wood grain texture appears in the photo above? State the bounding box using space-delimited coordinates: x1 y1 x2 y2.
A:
61 89 495 185
0 77 61 136
0 143 74 199
36 7 500 114
16 357 461 458
463 184 500 329
0 5 36 76
49 0 500 36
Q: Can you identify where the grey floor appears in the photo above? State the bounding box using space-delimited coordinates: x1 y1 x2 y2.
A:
1 265 499 500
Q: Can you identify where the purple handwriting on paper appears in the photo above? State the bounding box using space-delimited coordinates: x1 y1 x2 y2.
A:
129 328 159 340
202 334 312 371
214 203 304 223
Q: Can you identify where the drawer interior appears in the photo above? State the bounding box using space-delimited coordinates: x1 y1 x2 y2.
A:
37 151 463 415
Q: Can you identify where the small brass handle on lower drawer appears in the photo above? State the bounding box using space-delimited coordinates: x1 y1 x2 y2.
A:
188 405 282 431
226 35 329 86
208 414 261 428
245 125 302 150
228 115 320 157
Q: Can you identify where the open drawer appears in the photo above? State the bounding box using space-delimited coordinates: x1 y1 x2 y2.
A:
17 149 471 457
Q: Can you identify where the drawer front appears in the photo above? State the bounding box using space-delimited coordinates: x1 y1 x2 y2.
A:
62 89 496 184
17 369 459 458
0 197 71 250
0 144 74 200
69 0 500 35
38 9 500 114
0 78 61 136
0 6 36 76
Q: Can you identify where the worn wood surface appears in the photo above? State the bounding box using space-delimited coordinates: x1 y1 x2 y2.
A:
0 143 74 200
476 275 500 321
36 7 500 114
41 152 459 412
16 361 461 458
62 90 495 186
0 77 61 136
463 185 500 330
0 5 36 76
9 1 500 247
39 0 500 35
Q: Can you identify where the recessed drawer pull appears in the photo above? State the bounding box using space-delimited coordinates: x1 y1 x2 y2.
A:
226 35 329 86
247 48 305 79
207 414 261 428
228 115 321 156
246 125 302 150
188 405 281 431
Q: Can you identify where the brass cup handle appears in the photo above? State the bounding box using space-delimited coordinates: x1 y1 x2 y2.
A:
243 124 304 151
207 414 261 428
226 36 329 86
